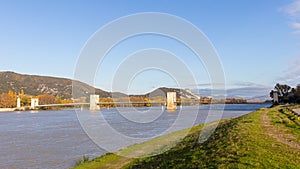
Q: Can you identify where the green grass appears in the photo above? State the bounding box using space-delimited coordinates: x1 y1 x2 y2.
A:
73 106 300 169
270 108 300 142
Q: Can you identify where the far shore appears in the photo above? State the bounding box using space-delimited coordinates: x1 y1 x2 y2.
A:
0 108 16 112
0 106 33 112
0 106 76 113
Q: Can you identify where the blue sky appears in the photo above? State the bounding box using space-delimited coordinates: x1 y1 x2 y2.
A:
0 0 300 95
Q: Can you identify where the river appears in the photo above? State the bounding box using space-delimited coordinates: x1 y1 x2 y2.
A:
0 104 270 169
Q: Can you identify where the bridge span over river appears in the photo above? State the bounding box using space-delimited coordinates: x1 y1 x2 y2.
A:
22 92 178 111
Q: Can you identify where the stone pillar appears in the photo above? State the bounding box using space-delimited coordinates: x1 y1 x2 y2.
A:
167 92 177 110
90 95 100 111
273 91 279 103
17 97 21 108
31 98 39 109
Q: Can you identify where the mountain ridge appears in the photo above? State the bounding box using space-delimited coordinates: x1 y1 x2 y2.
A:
0 71 200 100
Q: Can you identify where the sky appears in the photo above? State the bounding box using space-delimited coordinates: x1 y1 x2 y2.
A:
0 0 300 96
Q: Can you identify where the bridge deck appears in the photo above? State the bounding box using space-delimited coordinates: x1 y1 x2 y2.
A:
36 103 90 107
35 101 202 108
36 102 166 107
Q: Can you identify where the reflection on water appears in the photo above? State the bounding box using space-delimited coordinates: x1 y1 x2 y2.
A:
0 104 270 169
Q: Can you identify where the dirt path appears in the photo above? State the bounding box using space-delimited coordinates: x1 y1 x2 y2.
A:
261 110 300 149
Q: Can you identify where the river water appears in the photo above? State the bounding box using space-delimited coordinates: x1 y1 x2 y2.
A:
0 104 270 169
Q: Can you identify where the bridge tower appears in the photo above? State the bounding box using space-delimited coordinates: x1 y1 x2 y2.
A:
273 91 279 104
31 98 39 109
90 95 100 111
17 97 21 108
167 92 177 110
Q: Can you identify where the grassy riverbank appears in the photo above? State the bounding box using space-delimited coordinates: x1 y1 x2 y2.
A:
74 105 300 168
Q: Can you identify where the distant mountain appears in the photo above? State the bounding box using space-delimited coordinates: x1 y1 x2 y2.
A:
136 87 200 100
247 95 271 102
192 87 271 101
0 72 200 100
0 71 110 99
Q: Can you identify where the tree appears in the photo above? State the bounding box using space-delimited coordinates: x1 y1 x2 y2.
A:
296 84 300 103
21 95 30 106
55 95 62 104
129 96 144 107
275 83 291 97
270 90 274 99
270 83 300 104
61 99 73 104
8 90 16 99
38 94 55 105
288 88 297 104
0 92 16 108
19 89 30 106
20 89 25 97
271 83 292 103
144 97 151 107
99 97 115 108
296 84 300 96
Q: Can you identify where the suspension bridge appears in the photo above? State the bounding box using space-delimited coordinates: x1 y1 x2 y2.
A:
20 92 178 111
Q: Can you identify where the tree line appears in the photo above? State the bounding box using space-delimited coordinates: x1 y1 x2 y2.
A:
0 90 72 108
270 83 300 104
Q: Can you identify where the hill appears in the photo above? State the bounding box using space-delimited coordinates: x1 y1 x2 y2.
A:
128 87 200 100
74 105 300 168
0 71 111 99
0 72 200 100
